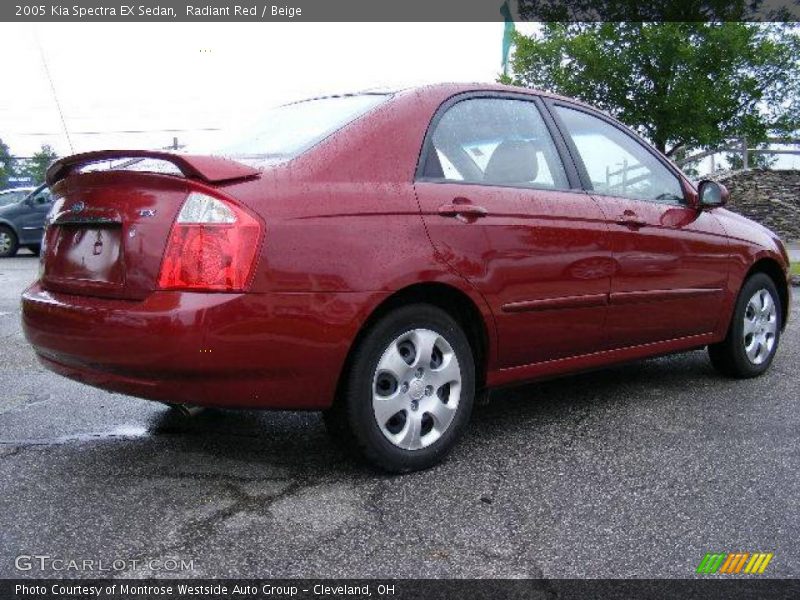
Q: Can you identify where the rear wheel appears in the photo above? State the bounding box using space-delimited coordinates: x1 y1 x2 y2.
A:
324 304 475 473
0 226 18 258
708 273 782 378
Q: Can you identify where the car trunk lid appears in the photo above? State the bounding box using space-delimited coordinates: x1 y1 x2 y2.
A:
41 151 259 300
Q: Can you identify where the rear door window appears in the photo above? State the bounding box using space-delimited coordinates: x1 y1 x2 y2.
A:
421 98 569 190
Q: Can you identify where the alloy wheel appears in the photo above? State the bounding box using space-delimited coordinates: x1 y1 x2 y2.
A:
0 231 11 254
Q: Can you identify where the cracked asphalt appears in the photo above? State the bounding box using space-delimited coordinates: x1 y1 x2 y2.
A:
0 253 798 579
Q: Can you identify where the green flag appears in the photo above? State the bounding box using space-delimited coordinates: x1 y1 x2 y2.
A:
500 0 515 76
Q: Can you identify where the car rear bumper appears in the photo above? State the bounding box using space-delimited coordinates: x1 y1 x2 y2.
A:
21 282 381 409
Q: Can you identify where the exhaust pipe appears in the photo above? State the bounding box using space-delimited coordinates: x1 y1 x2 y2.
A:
162 402 205 417
176 404 205 417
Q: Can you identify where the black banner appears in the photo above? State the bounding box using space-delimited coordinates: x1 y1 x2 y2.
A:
4 0 800 22
3 579 800 600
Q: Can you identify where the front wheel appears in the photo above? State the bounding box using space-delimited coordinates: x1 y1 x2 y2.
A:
708 273 782 378
0 226 18 258
324 304 475 473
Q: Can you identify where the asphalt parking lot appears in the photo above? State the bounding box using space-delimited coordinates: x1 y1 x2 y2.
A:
0 253 798 579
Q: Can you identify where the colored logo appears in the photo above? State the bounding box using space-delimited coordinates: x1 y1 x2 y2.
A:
696 552 774 574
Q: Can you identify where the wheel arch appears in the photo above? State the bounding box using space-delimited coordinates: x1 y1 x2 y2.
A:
334 282 493 406
0 219 18 235
746 257 790 331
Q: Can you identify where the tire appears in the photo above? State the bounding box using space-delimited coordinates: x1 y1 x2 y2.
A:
708 272 782 378
26 245 41 256
0 226 18 258
324 303 475 473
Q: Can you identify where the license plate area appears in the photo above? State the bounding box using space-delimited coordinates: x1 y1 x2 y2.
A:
45 224 125 288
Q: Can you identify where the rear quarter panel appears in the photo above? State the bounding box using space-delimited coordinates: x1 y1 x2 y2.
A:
216 87 500 369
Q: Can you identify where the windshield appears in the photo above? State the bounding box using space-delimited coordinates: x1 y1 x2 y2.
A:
0 191 29 207
219 94 390 161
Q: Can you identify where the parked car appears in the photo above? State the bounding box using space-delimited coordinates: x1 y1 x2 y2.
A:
0 184 53 257
21 84 791 472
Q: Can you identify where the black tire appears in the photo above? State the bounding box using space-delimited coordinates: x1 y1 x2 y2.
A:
0 226 18 258
26 245 41 256
708 272 782 378
324 303 475 473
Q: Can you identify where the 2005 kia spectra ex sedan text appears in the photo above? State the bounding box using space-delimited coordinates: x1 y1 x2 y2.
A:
21 83 792 472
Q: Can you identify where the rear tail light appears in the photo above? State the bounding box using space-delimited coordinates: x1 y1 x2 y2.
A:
158 191 261 291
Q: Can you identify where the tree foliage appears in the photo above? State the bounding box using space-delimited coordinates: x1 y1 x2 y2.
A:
726 149 778 170
0 138 12 189
21 145 58 184
516 0 795 22
504 23 800 157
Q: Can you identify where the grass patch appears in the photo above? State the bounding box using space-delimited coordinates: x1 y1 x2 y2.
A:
792 262 800 277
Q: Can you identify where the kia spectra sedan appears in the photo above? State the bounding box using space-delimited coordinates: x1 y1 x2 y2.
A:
22 83 791 472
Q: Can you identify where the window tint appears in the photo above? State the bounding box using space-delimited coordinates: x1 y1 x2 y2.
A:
555 106 684 204
423 98 568 189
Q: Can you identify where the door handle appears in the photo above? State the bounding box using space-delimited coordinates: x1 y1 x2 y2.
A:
438 200 488 220
615 210 647 228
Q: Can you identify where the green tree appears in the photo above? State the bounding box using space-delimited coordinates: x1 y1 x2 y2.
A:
22 144 58 184
726 149 778 170
0 138 13 189
516 0 792 22
504 23 800 157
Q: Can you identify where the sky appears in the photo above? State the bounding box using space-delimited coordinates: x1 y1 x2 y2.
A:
1 22 795 172
0 23 517 157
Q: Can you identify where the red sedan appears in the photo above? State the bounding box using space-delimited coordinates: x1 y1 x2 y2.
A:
22 84 791 472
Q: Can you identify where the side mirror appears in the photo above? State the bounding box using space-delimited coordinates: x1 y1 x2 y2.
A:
697 180 729 208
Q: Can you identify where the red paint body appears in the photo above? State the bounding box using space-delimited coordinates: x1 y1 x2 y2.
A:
21 84 791 409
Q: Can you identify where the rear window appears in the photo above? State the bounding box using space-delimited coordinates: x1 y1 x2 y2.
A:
67 94 391 178
220 94 391 161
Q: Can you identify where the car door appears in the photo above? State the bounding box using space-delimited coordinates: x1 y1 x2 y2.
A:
549 102 730 349
414 94 613 368
16 187 53 245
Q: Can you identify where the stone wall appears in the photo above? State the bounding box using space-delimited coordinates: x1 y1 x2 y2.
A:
715 169 800 241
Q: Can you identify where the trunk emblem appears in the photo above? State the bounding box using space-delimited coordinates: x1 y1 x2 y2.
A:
138 209 157 217
70 201 85 213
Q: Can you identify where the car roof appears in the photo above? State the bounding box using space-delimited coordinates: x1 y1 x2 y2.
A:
293 82 594 111
402 81 576 99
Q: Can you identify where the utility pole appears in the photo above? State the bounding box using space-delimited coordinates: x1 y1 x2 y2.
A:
742 137 749 170
161 137 184 151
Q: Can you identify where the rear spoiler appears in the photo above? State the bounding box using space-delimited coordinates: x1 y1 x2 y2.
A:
46 150 260 186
